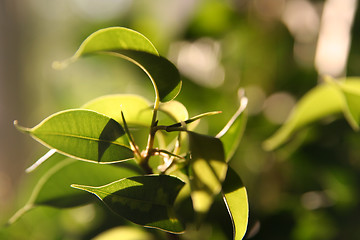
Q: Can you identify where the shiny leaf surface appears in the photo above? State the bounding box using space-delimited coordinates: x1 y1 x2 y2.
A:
72 175 185 233
8 157 142 224
15 109 133 163
223 167 249 240
188 132 227 216
54 27 181 102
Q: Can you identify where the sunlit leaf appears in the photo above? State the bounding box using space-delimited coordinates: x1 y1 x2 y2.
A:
93 226 155 240
82 94 152 127
70 27 158 56
263 83 343 150
332 77 360 130
72 175 185 233
159 100 189 122
54 27 181 103
217 91 248 161
188 132 227 217
223 167 249 240
26 95 151 172
264 77 360 150
15 109 133 163
8 157 142 224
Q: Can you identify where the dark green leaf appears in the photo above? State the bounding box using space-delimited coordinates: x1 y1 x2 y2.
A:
188 132 228 216
111 50 182 102
8 157 142 224
15 109 133 163
72 175 185 233
223 167 249 240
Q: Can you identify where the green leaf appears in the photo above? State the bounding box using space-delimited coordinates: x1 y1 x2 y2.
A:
217 91 248 162
93 226 155 240
263 83 343 150
188 132 228 217
112 50 182 102
8 157 142 224
15 109 133 163
223 167 249 240
25 94 150 172
54 27 181 103
82 94 153 127
159 100 189 123
72 175 185 233
71 27 158 56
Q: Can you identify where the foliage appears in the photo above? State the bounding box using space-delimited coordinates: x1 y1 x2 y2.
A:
6 27 249 239
2 5 360 239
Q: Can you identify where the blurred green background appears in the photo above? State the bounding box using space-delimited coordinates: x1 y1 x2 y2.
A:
1 0 360 239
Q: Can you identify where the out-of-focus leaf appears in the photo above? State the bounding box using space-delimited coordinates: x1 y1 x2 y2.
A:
217 91 248 161
54 27 181 103
188 132 227 217
159 100 189 122
93 226 155 240
82 94 152 127
8 157 142 224
263 83 343 150
333 77 360 130
264 77 360 150
15 109 133 163
222 167 248 240
72 175 185 233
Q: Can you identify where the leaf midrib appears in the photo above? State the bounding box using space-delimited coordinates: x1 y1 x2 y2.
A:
92 188 172 208
33 131 129 147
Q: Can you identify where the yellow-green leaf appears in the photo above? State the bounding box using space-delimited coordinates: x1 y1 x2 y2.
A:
332 77 360 130
263 83 343 150
159 100 189 123
82 94 153 127
54 27 181 103
188 132 227 217
93 226 155 240
15 109 133 163
223 167 249 240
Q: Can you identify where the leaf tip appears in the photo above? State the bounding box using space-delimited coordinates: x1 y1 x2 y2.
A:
70 184 82 189
70 184 93 194
13 120 30 133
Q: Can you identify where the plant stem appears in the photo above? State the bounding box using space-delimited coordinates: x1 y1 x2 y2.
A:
140 98 160 174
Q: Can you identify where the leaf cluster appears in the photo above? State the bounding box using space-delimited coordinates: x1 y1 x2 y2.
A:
9 27 249 239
